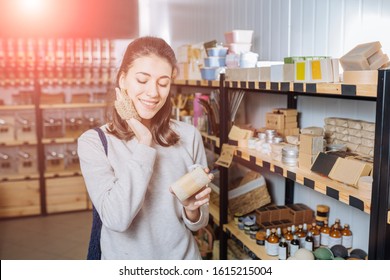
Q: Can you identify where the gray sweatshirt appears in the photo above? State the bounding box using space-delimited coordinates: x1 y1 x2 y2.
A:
77 120 209 259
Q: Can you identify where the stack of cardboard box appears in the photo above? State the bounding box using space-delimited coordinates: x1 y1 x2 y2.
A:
265 108 299 138
299 131 324 170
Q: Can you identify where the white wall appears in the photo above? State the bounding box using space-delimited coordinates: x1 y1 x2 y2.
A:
140 0 390 59
139 0 390 253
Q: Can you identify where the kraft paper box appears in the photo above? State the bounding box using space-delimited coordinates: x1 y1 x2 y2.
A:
272 108 298 116
270 64 294 82
310 58 334 83
299 152 317 170
225 68 248 81
299 134 324 155
266 113 285 130
329 157 373 187
245 67 271 82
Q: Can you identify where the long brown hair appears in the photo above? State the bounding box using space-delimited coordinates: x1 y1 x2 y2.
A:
107 36 179 146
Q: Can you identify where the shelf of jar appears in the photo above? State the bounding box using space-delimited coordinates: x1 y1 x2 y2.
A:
200 131 220 148
1 173 40 181
0 105 35 111
44 170 82 179
39 103 107 109
0 140 38 146
225 81 377 99
223 220 278 260
234 147 371 214
42 137 79 144
173 79 220 88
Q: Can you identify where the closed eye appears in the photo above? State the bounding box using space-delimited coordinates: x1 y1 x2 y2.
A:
136 78 147 84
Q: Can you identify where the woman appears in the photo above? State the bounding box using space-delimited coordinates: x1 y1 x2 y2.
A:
78 36 212 259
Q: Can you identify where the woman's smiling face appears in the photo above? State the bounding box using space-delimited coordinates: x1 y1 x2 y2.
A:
119 54 173 125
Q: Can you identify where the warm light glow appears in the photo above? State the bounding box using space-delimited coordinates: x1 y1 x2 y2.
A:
18 0 45 15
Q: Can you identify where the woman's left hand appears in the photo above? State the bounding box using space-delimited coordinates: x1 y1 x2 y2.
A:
181 185 212 211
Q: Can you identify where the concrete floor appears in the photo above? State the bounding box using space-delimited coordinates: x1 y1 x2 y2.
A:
0 211 92 260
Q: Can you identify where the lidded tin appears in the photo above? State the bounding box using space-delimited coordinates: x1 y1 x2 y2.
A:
316 204 329 226
282 145 299 167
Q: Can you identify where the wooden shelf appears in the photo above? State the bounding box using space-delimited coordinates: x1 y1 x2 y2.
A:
200 132 220 148
0 105 35 111
1 173 40 181
0 140 37 146
173 79 220 88
42 137 78 144
209 200 219 225
40 103 107 109
209 203 265 265
234 147 371 214
225 80 377 98
223 220 278 260
44 170 82 178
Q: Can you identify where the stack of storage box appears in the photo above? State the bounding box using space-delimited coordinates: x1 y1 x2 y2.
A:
299 132 324 170
265 108 299 138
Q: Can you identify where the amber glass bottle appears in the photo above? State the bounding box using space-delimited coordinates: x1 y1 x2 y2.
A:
296 224 306 248
310 222 321 249
278 237 289 260
290 234 300 257
320 220 330 246
328 223 342 248
331 218 342 231
304 232 314 251
341 223 353 249
266 228 279 256
284 226 294 245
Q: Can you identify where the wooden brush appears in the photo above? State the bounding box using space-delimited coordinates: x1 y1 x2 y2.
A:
114 89 141 121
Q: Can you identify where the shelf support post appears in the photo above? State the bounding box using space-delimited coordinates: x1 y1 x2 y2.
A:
369 69 390 260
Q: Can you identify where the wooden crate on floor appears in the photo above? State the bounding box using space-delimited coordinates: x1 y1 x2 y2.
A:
45 176 88 213
0 179 41 218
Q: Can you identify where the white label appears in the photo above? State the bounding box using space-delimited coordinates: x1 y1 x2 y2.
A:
342 235 353 249
328 236 342 248
278 246 288 260
290 244 299 257
320 232 329 246
313 234 320 248
304 240 313 251
299 237 306 248
267 242 279 256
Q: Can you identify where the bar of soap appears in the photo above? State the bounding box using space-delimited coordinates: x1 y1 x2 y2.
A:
340 41 382 71
369 53 389 70
340 54 370 71
343 41 382 59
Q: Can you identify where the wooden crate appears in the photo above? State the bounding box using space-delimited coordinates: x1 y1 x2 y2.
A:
45 176 88 213
0 179 41 218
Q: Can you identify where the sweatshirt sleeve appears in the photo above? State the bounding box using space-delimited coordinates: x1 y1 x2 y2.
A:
182 127 210 231
77 129 157 232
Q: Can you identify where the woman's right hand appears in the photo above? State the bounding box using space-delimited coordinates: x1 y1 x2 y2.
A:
127 118 153 146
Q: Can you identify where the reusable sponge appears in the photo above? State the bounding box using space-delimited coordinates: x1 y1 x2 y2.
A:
114 90 141 121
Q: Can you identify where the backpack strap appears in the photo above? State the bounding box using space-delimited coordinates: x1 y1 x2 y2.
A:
87 127 107 260
93 127 108 156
